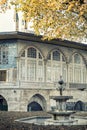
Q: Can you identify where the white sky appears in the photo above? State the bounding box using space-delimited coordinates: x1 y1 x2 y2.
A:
0 8 15 32
0 8 34 34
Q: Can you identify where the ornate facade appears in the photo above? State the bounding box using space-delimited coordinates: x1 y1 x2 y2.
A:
0 31 87 111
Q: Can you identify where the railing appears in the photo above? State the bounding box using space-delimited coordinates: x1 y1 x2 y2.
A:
0 81 87 90
0 81 56 89
0 81 17 88
18 81 57 89
69 83 87 89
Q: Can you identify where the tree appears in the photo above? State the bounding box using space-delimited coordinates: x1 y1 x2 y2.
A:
0 0 7 12
0 0 7 5
0 0 87 40
0 0 11 12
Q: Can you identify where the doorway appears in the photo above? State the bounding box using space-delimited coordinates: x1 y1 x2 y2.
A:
0 95 8 111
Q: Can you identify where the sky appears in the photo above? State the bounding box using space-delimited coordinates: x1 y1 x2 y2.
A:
0 8 15 32
0 8 33 32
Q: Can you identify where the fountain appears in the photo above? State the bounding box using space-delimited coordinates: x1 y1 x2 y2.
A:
16 76 87 125
45 76 77 125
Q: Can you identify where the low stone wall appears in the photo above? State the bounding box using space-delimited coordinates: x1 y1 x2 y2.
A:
0 111 87 130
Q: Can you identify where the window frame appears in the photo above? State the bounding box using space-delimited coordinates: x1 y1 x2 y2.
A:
46 50 66 82
20 47 44 82
69 53 86 83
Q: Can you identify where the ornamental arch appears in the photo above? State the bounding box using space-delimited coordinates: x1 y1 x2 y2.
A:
19 45 45 59
46 48 67 82
27 94 47 111
68 52 87 83
69 51 86 65
74 100 85 111
47 48 67 62
0 95 8 111
19 46 44 82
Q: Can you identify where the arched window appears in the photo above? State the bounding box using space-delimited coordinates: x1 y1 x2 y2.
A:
46 50 66 82
69 53 86 83
27 48 36 58
20 47 44 82
74 53 81 64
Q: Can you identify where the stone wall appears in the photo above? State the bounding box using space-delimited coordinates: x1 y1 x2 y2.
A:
0 88 87 111
0 32 87 112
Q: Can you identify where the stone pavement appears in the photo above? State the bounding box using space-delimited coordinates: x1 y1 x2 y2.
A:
0 111 87 130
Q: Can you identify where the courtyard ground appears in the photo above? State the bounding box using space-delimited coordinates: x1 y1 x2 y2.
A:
0 111 87 130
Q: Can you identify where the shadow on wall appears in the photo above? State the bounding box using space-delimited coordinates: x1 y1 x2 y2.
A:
66 100 86 111
74 101 85 111
27 101 43 111
27 94 47 111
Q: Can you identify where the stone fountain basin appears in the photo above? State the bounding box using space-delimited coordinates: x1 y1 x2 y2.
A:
15 116 51 125
50 96 73 101
48 111 75 116
15 114 87 125
15 115 76 125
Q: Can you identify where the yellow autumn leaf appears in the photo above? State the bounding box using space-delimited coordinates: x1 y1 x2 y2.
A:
0 0 87 41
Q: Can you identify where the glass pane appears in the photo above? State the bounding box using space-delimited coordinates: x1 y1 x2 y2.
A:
74 54 81 64
62 64 66 82
27 48 36 58
83 68 86 83
38 61 43 81
20 60 25 80
52 64 61 82
53 51 60 61
47 62 51 81
74 67 81 83
82 58 85 64
27 60 36 81
69 67 73 82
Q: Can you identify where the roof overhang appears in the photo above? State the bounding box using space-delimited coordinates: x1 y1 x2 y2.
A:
0 31 87 50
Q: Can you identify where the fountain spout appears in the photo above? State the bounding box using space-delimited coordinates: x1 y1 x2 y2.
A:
58 76 64 96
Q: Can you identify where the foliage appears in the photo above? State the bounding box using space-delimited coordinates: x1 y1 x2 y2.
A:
0 0 10 12
0 0 87 40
